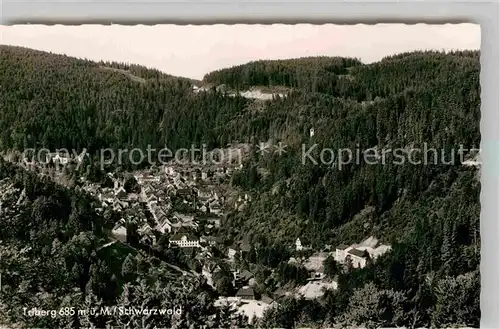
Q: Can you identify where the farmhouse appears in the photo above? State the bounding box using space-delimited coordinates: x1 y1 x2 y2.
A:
334 237 392 268
346 248 368 269
334 244 351 263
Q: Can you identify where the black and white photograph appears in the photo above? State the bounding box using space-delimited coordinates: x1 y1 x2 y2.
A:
0 23 481 328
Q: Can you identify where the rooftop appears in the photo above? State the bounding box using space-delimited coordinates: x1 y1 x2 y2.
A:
170 234 198 241
347 248 367 258
236 270 254 281
297 281 338 299
236 287 255 297
236 300 272 323
260 295 274 305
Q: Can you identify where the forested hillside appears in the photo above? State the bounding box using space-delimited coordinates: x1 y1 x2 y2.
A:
0 45 481 327
0 45 248 156
203 51 479 100
218 50 480 327
203 56 362 96
224 50 480 245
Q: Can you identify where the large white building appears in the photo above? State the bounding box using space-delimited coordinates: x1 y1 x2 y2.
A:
346 248 368 268
169 234 200 248
334 237 392 269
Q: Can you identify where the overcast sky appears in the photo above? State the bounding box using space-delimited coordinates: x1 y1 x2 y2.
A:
1 24 480 80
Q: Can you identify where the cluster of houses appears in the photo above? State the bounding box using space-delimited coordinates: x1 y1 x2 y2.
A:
283 236 392 300
2 149 393 328
193 84 288 101
33 150 85 166
288 252 339 300
210 248 343 324
334 236 392 269
210 266 278 325
1 167 392 326
74 162 252 256
294 236 392 270
5 147 253 260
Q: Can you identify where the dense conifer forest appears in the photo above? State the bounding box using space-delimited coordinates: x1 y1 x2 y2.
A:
0 45 480 328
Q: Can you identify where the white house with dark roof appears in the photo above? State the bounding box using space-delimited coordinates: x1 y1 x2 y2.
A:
334 236 391 267
334 244 351 263
157 216 173 233
112 222 127 242
346 248 369 268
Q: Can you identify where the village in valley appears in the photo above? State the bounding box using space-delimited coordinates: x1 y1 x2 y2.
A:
0 24 482 328
98 159 392 323
0 136 398 326
0 147 393 324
